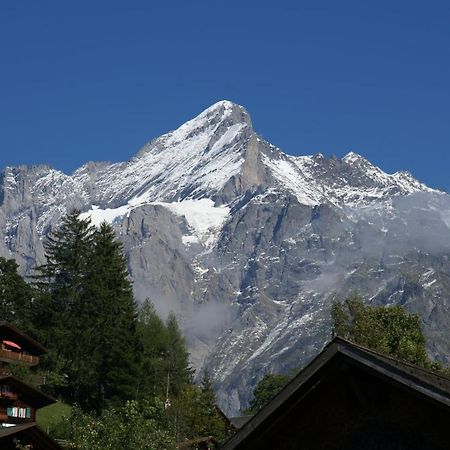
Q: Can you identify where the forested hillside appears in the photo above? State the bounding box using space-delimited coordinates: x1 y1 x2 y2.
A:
0 212 231 449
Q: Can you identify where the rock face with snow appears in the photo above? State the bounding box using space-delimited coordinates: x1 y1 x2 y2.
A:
1 101 450 414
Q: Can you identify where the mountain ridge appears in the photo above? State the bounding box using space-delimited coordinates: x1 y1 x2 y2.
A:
1 101 449 414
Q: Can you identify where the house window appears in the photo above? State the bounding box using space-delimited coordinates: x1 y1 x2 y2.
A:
7 406 29 418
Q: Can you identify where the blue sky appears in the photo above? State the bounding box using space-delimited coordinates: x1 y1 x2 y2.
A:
1 1 450 190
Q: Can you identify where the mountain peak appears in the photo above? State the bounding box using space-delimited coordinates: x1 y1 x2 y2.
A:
342 151 370 165
195 100 252 128
203 99 240 112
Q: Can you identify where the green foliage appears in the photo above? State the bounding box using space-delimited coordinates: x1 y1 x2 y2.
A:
245 373 291 414
33 210 97 398
332 293 429 366
81 222 140 411
137 300 192 400
165 311 192 396
33 213 140 410
6 363 34 385
0 256 34 332
0 211 230 446
137 300 170 398
62 400 175 450
167 374 231 446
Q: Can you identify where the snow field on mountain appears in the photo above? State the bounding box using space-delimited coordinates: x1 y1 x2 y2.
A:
80 198 230 246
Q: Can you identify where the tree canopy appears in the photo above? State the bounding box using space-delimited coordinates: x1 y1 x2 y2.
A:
0 210 232 447
0 256 34 332
33 213 140 410
245 373 291 414
332 293 429 366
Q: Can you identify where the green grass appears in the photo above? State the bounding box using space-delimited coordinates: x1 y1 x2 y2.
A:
36 401 72 433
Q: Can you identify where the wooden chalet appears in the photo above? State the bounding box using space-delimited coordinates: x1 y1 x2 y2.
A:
222 337 450 450
0 423 62 450
0 322 62 449
0 375 55 424
0 322 47 370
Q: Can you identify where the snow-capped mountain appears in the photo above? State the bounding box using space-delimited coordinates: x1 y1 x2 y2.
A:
1 100 450 414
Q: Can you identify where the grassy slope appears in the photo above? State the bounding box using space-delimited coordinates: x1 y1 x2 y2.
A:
36 401 72 433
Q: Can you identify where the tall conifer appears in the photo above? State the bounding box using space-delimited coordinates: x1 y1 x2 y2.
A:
0 257 34 332
137 300 169 398
165 312 191 397
82 221 140 411
34 210 96 403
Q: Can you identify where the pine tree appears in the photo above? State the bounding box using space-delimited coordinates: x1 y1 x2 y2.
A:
137 299 170 399
165 312 191 397
34 213 140 410
33 210 96 402
80 221 140 411
199 370 231 443
0 257 34 331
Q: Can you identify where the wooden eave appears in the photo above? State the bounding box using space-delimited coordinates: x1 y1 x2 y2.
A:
0 375 55 409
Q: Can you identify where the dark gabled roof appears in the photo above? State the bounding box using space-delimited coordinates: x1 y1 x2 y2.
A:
222 337 450 450
0 322 47 355
0 422 63 449
0 375 55 408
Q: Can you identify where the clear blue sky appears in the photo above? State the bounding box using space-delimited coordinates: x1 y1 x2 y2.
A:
1 1 450 190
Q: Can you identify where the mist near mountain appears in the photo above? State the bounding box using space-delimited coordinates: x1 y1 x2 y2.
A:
1 101 450 414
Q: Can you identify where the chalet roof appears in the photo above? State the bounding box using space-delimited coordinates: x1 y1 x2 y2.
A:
0 375 56 409
222 337 450 450
0 322 47 355
0 422 63 449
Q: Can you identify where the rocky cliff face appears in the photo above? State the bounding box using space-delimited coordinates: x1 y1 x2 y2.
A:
1 101 450 414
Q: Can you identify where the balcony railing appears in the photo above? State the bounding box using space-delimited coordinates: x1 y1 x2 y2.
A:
0 349 39 366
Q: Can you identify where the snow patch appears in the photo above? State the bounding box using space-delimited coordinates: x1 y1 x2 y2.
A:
161 199 229 236
80 198 230 247
79 205 129 227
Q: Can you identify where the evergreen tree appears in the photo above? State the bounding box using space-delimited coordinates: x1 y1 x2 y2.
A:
165 311 192 397
83 221 140 411
198 370 232 443
33 210 96 402
0 257 34 331
34 214 140 410
137 300 170 399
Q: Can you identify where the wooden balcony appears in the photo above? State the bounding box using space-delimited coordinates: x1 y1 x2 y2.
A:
0 349 39 366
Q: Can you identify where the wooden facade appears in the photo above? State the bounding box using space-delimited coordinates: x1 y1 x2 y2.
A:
0 322 62 449
222 338 450 450
0 375 54 426
0 322 47 371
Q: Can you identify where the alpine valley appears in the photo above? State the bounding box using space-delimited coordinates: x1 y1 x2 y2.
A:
1 101 450 414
